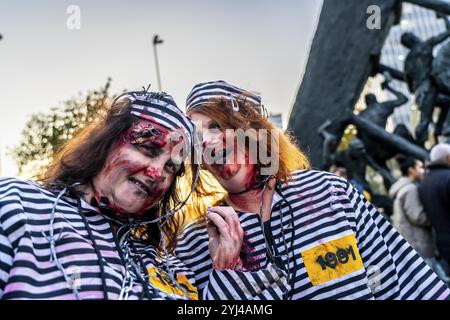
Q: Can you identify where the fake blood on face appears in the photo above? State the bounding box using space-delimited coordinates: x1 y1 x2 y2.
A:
94 156 166 217
124 120 170 148
243 156 258 190
125 119 187 156
91 120 184 218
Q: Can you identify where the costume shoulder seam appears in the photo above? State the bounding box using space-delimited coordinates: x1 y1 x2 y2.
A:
178 219 205 237
0 178 53 197
287 169 347 186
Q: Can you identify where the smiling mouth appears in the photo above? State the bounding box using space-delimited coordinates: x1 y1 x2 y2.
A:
129 177 151 195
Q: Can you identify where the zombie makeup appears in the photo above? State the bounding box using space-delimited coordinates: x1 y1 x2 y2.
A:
124 120 168 147
124 120 188 164
91 120 187 218
190 112 260 194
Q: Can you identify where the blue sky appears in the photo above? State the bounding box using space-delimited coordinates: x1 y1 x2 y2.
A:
0 0 322 176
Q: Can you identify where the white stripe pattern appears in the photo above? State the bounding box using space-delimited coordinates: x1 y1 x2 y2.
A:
175 170 450 300
186 80 262 114
0 178 197 300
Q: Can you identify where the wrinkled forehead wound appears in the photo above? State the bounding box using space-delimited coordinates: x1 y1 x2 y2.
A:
125 122 188 148
112 89 195 148
185 80 268 117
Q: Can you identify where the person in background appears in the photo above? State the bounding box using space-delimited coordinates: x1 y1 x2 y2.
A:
389 156 436 264
419 143 450 282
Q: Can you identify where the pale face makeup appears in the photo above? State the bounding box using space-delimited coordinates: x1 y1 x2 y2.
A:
189 112 258 193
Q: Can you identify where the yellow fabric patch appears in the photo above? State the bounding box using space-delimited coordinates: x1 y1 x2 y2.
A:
301 234 364 286
363 190 372 202
147 267 198 300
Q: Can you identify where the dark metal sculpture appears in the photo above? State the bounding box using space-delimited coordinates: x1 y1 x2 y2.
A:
318 80 429 191
357 75 408 181
288 0 401 166
378 62 450 144
349 113 429 160
320 126 397 189
319 130 395 215
400 28 450 145
289 0 450 205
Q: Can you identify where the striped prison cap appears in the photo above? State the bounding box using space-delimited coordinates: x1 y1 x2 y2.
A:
112 89 195 147
185 80 266 116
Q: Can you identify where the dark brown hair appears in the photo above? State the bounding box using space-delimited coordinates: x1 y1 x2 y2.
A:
41 99 186 252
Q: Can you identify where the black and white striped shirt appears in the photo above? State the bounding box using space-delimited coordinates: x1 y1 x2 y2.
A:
0 177 197 300
175 170 450 300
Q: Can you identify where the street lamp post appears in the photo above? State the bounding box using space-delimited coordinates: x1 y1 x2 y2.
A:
153 35 163 91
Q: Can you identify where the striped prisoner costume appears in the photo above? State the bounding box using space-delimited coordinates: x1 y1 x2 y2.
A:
0 177 198 300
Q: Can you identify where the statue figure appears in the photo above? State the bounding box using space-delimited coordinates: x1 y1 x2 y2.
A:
393 123 417 145
319 134 394 216
432 25 450 142
357 74 408 170
434 94 450 142
400 28 450 145
319 116 396 191
318 119 339 170
361 73 408 128
442 105 450 143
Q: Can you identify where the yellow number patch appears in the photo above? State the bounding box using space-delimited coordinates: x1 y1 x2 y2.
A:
301 234 364 286
147 267 198 300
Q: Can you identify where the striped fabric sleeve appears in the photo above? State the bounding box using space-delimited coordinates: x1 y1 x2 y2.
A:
201 262 290 300
175 222 212 293
0 213 14 298
177 214 291 300
345 181 450 300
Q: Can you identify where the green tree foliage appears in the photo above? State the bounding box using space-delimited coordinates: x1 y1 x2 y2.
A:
11 78 113 179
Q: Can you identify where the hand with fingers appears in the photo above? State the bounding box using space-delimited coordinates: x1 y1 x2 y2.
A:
205 206 245 271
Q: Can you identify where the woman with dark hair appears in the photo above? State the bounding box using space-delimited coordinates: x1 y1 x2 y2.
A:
175 80 450 300
0 89 199 299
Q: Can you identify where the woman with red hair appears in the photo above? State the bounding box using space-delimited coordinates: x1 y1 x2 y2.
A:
175 80 450 300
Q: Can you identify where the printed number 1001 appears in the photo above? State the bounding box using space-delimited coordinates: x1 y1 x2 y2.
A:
316 246 357 270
